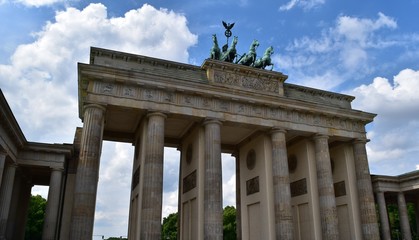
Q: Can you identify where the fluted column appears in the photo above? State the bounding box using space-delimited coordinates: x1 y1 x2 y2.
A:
314 134 339 240
0 153 5 189
376 191 391 240
397 192 412 240
353 139 380 240
140 112 166 239
43 168 64 240
0 164 17 239
70 104 106 240
271 129 293 239
203 119 223 240
234 151 241 240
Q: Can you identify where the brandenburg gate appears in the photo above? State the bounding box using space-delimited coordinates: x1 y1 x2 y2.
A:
2 45 397 239
68 46 380 239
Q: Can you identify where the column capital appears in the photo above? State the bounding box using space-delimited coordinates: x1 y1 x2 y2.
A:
50 167 64 172
146 111 167 119
202 118 222 126
353 138 370 144
270 128 287 135
7 163 18 169
83 103 106 113
313 134 329 140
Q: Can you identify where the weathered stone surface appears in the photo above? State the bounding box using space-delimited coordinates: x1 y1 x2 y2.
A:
353 140 380 240
314 135 339 240
271 129 293 240
69 104 105 240
43 168 63 240
203 119 223 240
140 112 166 239
376 192 391 240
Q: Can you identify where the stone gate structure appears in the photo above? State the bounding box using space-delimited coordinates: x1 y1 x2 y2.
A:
1 47 418 240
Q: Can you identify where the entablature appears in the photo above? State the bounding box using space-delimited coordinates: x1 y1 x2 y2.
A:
78 47 376 141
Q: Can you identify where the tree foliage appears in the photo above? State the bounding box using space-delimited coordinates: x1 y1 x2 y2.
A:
223 206 237 240
25 194 47 240
161 206 237 240
162 212 178 240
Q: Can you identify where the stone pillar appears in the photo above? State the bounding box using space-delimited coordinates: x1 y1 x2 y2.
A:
177 145 183 240
140 112 166 240
416 200 419 240
234 151 241 240
0 153 5 189
271 129 293 239
397 192 412 240
203 119 223 240
0 164 17 239
69 104 105 240
353 139 380 240
376 191 391 240
314 134 339 240
12 178 32 240
43 168 64 240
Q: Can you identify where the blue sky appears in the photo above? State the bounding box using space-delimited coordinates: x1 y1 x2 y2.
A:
1 0 419 238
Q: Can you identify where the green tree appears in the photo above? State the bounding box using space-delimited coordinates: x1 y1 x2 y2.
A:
162 212 178 240
223 206 236 240
25 194 47 240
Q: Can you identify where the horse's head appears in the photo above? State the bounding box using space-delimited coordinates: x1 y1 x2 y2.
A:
265 46 274 55
250 40 260 50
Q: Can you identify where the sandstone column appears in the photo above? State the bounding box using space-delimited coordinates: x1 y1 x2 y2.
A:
13 178 32 240
203 119 223 240
271 129 293 239
43 167 64 240
397 192 412 240
314 134 339 240
70 104 105 239
0 163 17 239
140 112 166 239
234 151 242 240
0 153 5 189
376 191 391 240
353 139 380 240
416 200 419 240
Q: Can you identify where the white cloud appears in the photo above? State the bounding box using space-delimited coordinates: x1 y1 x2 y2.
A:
279 0 325 11
337 12 397 45
0 3 197 143
350 69 419 174
416 165 419 170
351 69 419 117
14 0 65 7
222 154 236 207
0 2 197 237
276 12 399 89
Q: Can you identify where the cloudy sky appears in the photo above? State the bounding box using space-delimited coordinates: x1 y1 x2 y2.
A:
1 0 419 238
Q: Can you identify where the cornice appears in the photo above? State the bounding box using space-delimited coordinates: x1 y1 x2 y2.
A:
0 90 27 149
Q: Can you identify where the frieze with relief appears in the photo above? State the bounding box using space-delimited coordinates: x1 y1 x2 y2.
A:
93 81 366 134
213 71 279 94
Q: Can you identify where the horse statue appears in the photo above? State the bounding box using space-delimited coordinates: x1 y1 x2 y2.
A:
236 39 259 66
220 36 238 63
254 46 274 70
209 34 221 60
